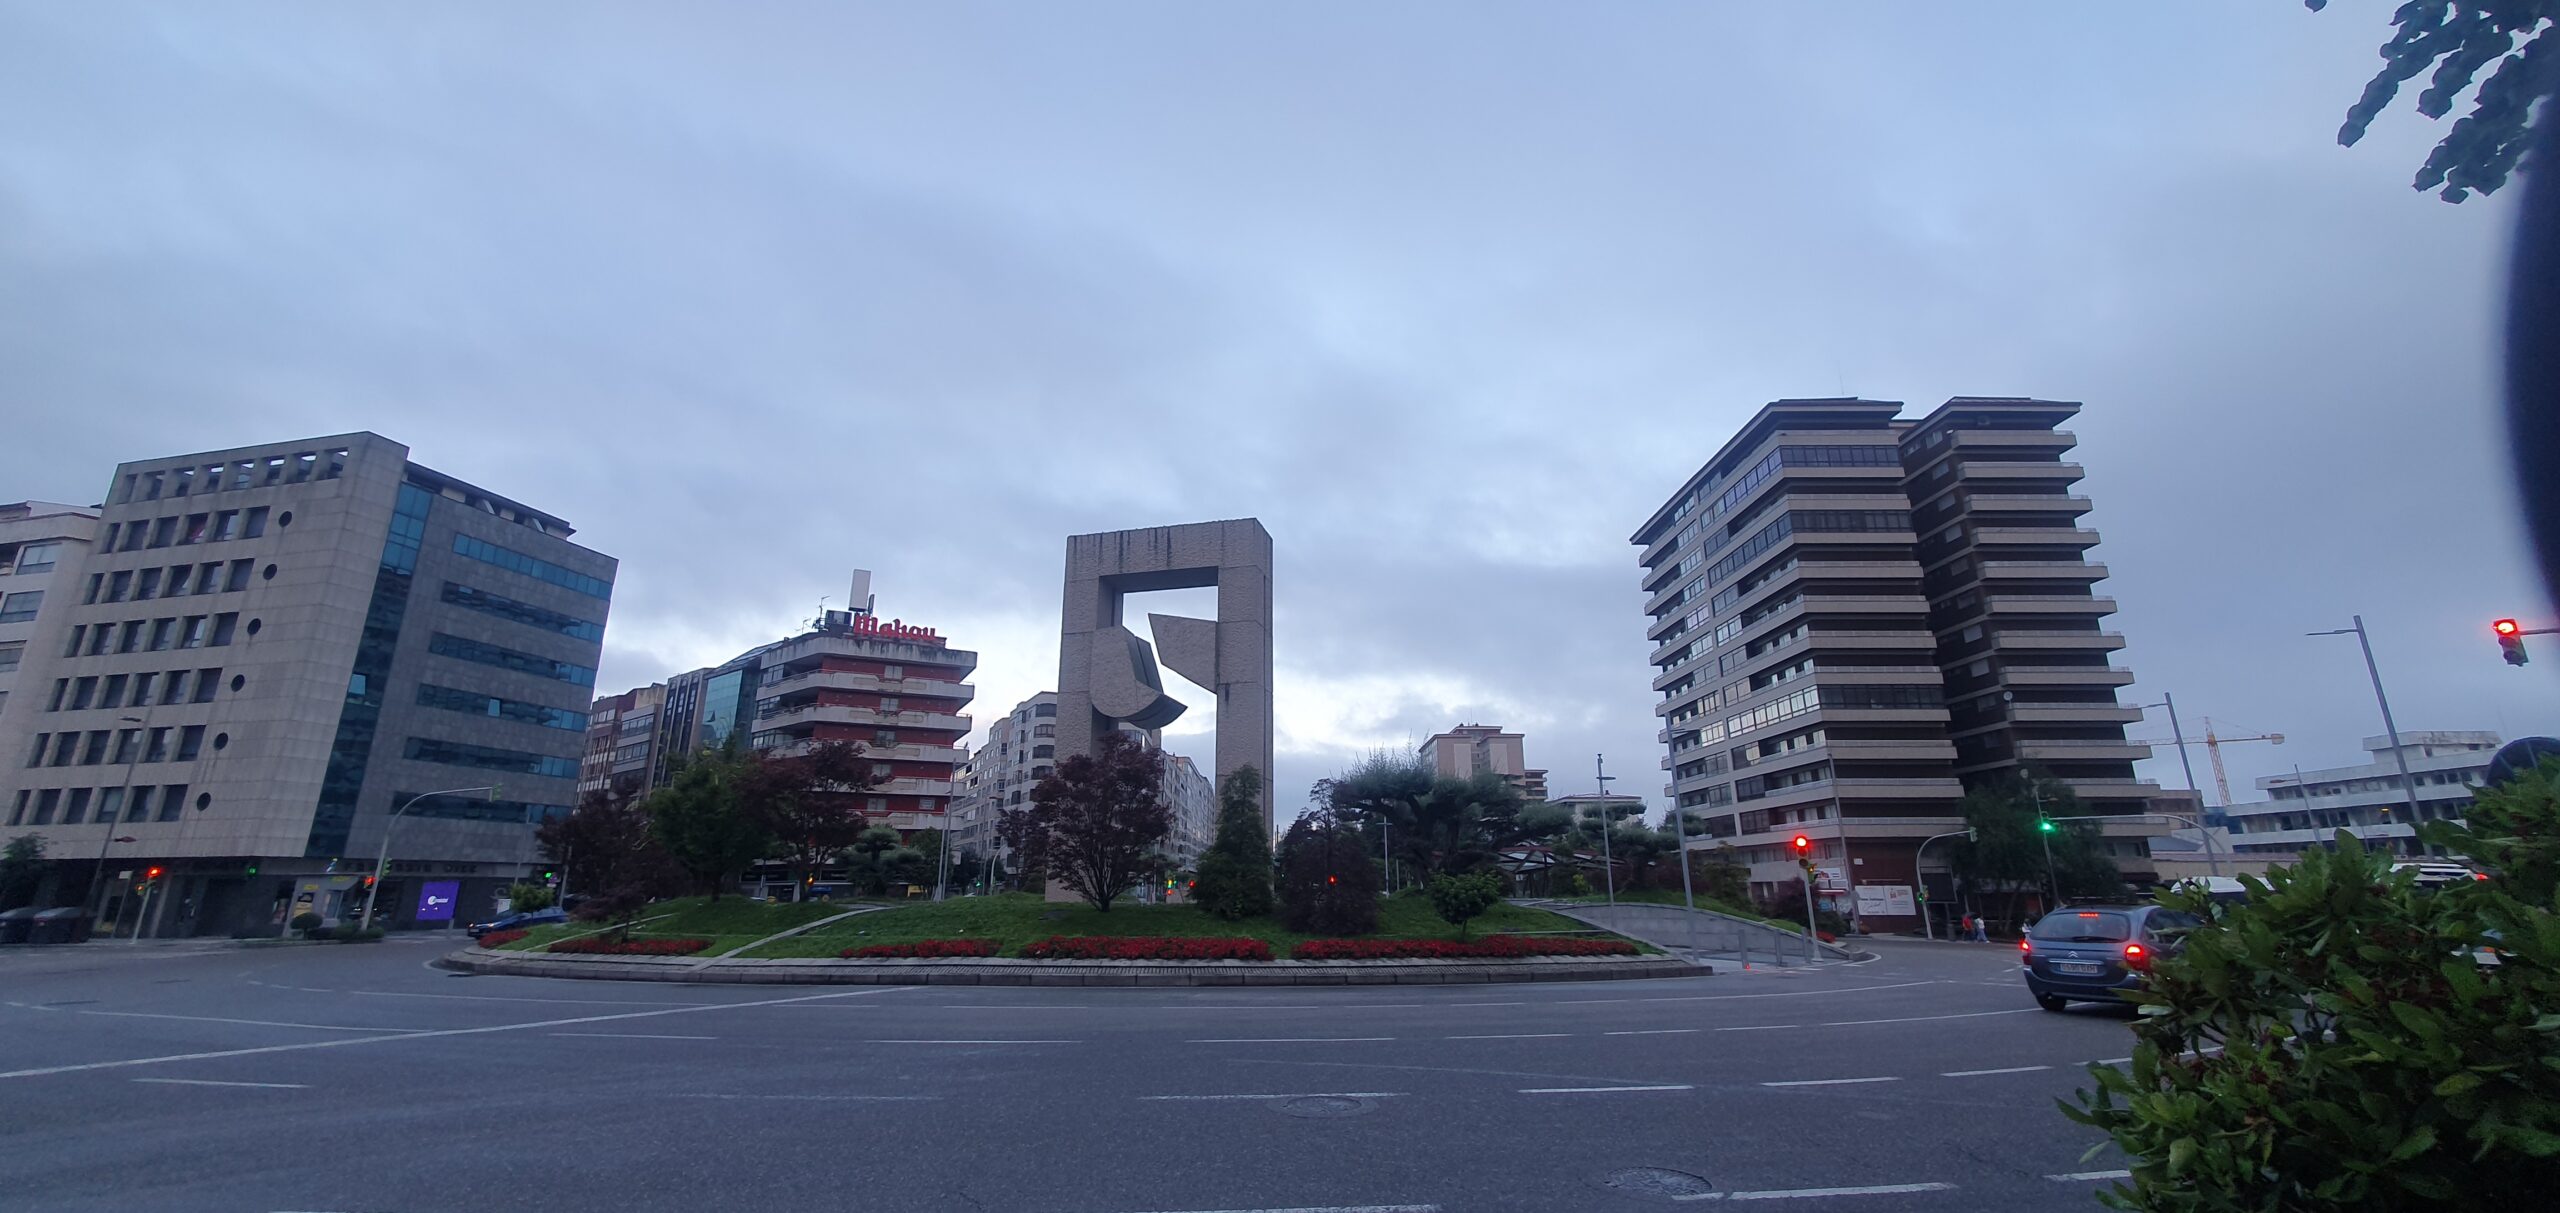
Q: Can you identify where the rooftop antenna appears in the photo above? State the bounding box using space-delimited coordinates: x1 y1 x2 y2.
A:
812 595 829 631
849 569 876 617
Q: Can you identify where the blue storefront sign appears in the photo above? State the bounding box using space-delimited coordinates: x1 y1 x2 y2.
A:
415 880 461 922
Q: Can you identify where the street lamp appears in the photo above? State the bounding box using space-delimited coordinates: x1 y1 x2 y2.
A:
81 713 149 934
1593 753 1618 910
2134 694 2203 804
2044 811 2230 879
358 785 498 932
2309 616 2423 820
1911 827 1973 940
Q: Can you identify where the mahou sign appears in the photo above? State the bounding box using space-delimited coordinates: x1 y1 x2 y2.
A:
853 615 943 646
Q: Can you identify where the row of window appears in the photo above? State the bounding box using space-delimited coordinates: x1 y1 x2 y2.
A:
42 667 227 712
61 612 247 657
84 558 262 605
1822 683 1945 710
1737 762 1832 802
7 783 197 827
395 788 572 825
439 582 604 642
402 736 580 779
101 506 274 554
123 449 347 502
416 684 590 732
4 542 60 574
25 723 219 768
428 632 596 687
453 534 612 601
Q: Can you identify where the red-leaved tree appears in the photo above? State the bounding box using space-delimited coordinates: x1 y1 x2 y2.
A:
741 741 880 890
1002 731 1170 911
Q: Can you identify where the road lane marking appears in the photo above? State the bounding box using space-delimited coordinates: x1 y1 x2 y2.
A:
0 986 917 1081
1818 1008 2037 1027
1605 1029 1699 1036
1446 1033 1569 1040
1190 1037 1395 1044
348 989 724 1007
1674 1182 1957 1201
14 1006 431 1035
2094 1057 2133 1065
867 1038 1079 1044
1761 1077 1899 1087
2048 1170 2132 1181
676 1093 937 1102
1110 1207 1438 1213
1140 1092 1407 1101
1716 1024 1794 1031
550 1032 716 1041
1518 1084 1694 1093
1942 1064 2051 1077
1550 980 1936 1006
132 1078 308 1089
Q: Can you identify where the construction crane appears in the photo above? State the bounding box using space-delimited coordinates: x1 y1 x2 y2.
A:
2133 717 2284 805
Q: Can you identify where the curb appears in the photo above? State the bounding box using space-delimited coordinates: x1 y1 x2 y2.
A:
434 949 1707 987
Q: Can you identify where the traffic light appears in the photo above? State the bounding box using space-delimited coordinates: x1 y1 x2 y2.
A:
144 866 162 881
2037 818 2056 834
2496 618 2529 666
244 861 258 876
1789 835 1812 869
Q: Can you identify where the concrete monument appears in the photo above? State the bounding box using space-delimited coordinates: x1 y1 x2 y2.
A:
1056 519 1274 834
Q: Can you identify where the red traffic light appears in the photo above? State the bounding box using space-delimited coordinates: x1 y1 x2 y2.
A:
1789 834 1811 855
144 866 163 880
2495 618 2521 636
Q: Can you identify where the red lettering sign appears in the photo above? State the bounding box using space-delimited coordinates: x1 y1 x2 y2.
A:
852 615 944 646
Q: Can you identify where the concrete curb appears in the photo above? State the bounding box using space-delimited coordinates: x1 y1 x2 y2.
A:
434 948 1707 986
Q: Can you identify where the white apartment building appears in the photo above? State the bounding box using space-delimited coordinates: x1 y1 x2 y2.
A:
0 502 103 723
2224 731 2502 857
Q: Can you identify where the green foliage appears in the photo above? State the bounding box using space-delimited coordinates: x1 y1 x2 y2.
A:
645 738 774 901
2307 1 2554 202
1325 752 1536 877
2448 757 2560 903
1276 808 1382 935
2066 783 2560 1210
1193 765 1276 920
0 833 47 911
539 789 682 906
505 882 555 913
1947 772 2120 930
741 740 880 889
289 911 322 934
1426 870 1503 939
1693 841 1751 908
1002 731 1173 911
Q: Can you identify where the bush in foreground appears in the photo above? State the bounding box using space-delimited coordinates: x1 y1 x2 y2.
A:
841 939 1000 959
1291 935 1638 961
1020 935 1273 961
547 936 713 956
478 929 529 949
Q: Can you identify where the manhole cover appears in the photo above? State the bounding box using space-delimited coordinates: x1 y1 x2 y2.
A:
1271 1095 1374 1119
1603 1167 1717 1199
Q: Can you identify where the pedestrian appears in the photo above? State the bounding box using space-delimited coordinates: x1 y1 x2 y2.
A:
1958 912 1973 941
1972 915 1990 944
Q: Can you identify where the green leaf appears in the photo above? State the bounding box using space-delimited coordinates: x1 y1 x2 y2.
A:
2387 1124 2438 1163
2167 1136 2196 1176
2433 1072 2483 1098
2495 1124 2560 1157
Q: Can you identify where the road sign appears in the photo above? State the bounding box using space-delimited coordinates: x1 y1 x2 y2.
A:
414 880 461 922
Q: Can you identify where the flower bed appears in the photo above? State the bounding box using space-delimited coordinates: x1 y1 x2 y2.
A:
841 939 1000 959
1020 935 1273 961
546 936 713 956
1290 935 1639 961
477 929 529 949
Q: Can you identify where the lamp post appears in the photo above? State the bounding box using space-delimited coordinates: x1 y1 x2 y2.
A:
2309 616 2423 820
359 785 498 932
1593 754 1618 910
2032 780 2058 910
81 713 149 935
2136 694 2203 803
1911 827 1972 941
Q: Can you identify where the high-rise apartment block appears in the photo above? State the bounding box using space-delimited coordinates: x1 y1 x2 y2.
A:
0 435 615 938
1 501 103 721
1417 723 1550 802
1632 398 2154 929
579 682 665 801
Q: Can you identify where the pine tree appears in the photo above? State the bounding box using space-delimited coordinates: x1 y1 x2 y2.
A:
1192 766 1274 920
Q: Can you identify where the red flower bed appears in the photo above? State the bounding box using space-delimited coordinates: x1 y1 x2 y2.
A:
477 929 529 949
841 939 1000 959
1020 935 1273 961
546 936 713 956
1291 935 1640 961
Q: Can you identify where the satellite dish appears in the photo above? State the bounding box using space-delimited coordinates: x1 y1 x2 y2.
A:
2486 736 2560 787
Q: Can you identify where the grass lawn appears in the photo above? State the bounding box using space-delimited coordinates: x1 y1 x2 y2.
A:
487 895 878 954
1549 887 1792 925
737 891 1615 959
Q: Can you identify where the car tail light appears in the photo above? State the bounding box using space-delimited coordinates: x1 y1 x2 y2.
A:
2123 941 2149 970
2018 938 2032 954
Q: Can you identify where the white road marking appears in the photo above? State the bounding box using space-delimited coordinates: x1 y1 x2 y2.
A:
1550 980 1937 1006
0 986 917 1080
1109 1207 1438 1213
675 1093 937 1102
2048 1170 2133 1182
1190 1037 1395 1044
1716 1024 1795 1032
349 989 722 1007
1518 1084 1694 1094
1446 1032 1569 1040
1606 1029 1699 1036
132 1077 308 1089
1761 1076 1900 1087
1139 1092 1407 1101
15 1006 428 1035
550 1032 716 1041
2094 1056 2133 1065
1674 1182 1957 1201
1817 1008 2037 1027
1941 1065 2051 1077
867 1038 1078 1045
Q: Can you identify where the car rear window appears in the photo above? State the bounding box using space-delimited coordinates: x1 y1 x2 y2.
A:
2031 910 2132 942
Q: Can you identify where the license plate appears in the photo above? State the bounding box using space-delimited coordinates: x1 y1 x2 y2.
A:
2053 961 2105 976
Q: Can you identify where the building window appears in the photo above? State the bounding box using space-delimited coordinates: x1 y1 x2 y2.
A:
177 726 206 761
111 729 139 765
32 789 59 825
178 615 209 649
426 633 597 687
136 567 162 600
401 736 579 779
157 785 186 822
79 730 109 764
118 621 143 653
415 684 590 731
867 797 888 813
62 788 92 825
144 728 171 762
147 618 175 651
437 583 606 642
194 668 219 703
879 696 900 712
225 560 253 592
0 591 41 623
209 613 238 646
11 542 59 573
0 642 18 675
450 534 613 600
128 672 157 707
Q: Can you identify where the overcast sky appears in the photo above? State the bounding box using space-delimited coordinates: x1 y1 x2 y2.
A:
3 2 2550 821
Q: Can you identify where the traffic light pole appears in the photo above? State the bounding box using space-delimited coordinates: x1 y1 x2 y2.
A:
1799 865 1818 964
359 785 497 933
1910 828 1972 941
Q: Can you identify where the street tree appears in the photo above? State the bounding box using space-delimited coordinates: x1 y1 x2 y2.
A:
1008 731 1172 911
1426 869 1503 939
537 790 681 904
1276 807 1381 935
847 824 904 895
1946 772 2120 931
0 834 46 910
644 739 772 901
1191 765 1275 919
2306 1 2554 202
741 740 879 891
1327 751 1537 877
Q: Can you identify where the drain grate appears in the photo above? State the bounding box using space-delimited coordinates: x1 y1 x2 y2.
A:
1604 1167 1718 1199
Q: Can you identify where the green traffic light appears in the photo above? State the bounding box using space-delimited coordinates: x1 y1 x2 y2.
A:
2037 819 2055 833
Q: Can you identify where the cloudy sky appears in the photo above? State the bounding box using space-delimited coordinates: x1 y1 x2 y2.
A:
3 2 2549 820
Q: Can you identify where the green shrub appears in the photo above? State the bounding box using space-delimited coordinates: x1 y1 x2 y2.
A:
505 882 556 913
2066 811 2560 1209
1426 870 1503 940
1191 767 1275 920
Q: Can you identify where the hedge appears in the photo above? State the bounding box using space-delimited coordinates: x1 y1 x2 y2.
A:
1019 935 1273 961
477 929 529 949
546 936 713 956
841 939 1000 959
1291 935 1638 961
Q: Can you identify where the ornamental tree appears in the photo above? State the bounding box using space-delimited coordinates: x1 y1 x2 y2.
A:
643 739 772 901
1008 730 1172 911
1426 870 1503 939
1192 765 1276 920
1277 806 1381 935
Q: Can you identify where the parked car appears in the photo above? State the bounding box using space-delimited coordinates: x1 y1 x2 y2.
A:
466 906 567 939
2020 904 2201 1012
2392 861 2486 888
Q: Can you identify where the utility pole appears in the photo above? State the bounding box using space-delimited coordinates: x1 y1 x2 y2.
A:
2310 616 2422 820
1594 753 1617 910
2032 780 2058 911
2138 694 2202 803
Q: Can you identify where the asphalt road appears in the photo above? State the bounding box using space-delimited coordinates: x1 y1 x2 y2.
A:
0 934 2141 1212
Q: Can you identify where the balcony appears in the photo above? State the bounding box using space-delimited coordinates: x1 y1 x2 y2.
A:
1959 459 2083 483
1799 593 1931 616
1961 494 2092 516
1978 560 2107 582
875 777 956 798
1950 429 2074 454
1986 630 2126 652
1825 737 1959 761
1999 664 2136 687
2007 704 2146 724
2016 738 2153 761
1971 525 2101 548
1987 595 2118 616
758 703 971 732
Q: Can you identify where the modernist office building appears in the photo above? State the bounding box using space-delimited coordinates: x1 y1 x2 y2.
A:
1633 398 2156 930
0 435 615 937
